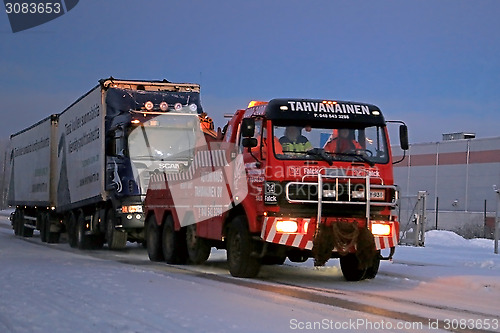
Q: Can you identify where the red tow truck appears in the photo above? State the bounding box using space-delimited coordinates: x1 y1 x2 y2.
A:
144 99 408 281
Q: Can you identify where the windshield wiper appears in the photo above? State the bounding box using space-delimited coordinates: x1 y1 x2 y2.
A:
305 148 333 166
331 151 375 166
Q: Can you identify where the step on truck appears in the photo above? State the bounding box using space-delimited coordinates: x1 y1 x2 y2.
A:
144 99 408 281
9 78 207 250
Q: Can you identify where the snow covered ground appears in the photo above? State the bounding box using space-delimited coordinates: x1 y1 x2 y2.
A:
0 212 499 333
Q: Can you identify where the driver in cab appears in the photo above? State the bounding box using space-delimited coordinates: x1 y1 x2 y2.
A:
323 128 362 153
279 126 313 155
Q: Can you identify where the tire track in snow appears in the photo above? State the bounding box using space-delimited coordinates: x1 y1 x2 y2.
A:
4 224 499 333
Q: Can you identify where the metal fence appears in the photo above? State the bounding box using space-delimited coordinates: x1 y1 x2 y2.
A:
398 191 427 246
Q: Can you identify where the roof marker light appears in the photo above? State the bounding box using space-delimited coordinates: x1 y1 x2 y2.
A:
247 101 266 108
280 106 288 110
145 101 154 111
160 102 169 111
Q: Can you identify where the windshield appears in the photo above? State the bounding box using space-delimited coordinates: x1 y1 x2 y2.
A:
273 123 389 164
128 114 198 161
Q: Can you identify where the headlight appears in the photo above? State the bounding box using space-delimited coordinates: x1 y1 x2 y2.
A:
371 222 391 236
276 220 298 233
322 189 336 198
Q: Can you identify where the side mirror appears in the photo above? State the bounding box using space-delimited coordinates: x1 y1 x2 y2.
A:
242 137 258 148
241 118 255 138
399 125 409 151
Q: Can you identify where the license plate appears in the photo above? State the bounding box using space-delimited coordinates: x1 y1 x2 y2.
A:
370 190 385 200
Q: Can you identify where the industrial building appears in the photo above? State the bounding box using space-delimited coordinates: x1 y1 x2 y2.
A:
392 133 500 239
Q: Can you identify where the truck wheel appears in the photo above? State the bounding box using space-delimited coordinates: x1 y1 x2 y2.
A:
45 214 60 244
106 208 127 250
186 224 210 264
22 225 34 237
39 214 47 243
13 210 22 236
227 216 261 278
14 210 25 236
15 210 33 238
67 212 78 248
340 253 367 281
364 251 381 279
76 212 92 250
146 214 164 262
162 215 188 264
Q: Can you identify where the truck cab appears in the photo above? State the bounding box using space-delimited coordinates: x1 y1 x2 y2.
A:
224 99 408 280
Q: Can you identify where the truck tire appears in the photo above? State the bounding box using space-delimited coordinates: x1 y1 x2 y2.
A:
76 211 92 250
45 214 60 244
15 210 33 238
364 250 381 280
162 215 188 264
227 216 261 278
340 253 367 281
146 214 164 262
186 224 210 265
22 224 34 237
39 214 47 243
67 211 78 248
13 210 21 236
106 208 127 250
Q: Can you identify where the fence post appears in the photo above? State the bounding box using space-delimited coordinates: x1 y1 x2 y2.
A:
435 196 439 230
494 186 499 254
495 195 499 255
417 191 426 246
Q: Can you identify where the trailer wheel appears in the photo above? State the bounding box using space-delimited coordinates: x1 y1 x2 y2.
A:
186 224 210 265
364 250 381 280
339 253 367 281
227 216 261 278
162 215 188 264
13 210 21 236
146 214 164 262
22 224 34 237
76 211 93 250
106 208 127 250
15 210 33 238
67 211 78 248
39 214 47 243
45 214 60 244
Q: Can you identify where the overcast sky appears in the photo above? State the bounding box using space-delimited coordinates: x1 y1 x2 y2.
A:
1 0 499 143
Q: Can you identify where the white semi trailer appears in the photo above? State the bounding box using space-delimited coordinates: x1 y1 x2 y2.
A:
9 78 204 249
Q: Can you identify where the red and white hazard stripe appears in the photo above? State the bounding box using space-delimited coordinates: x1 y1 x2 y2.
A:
261 217 313 250
373 223 398 250
261 217 398 251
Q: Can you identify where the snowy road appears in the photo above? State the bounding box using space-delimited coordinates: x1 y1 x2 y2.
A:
0 213 499 333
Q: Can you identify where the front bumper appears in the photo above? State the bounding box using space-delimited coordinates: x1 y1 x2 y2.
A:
261 216 398 251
